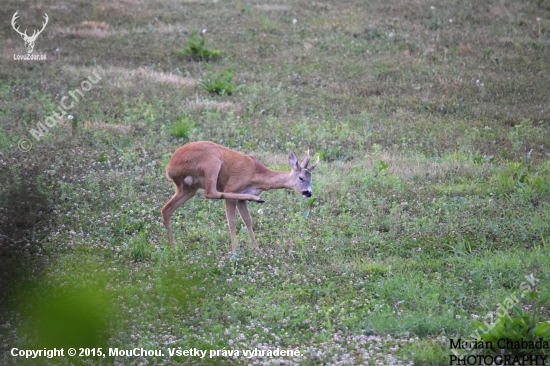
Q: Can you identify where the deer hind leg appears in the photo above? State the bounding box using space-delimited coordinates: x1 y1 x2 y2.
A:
161 185 197 248
224 199 238 253
236 200 259 250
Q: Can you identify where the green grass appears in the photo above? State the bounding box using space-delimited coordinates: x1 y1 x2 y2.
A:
1 0 550 365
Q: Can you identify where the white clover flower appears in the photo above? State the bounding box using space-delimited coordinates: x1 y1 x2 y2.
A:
293 19 297 24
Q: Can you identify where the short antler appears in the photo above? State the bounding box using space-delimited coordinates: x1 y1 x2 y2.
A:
300 149 311 170
308 155 319 171
300 149 319 171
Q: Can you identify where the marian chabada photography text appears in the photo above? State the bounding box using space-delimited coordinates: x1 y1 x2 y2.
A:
1 0 550 365
449 339 549 366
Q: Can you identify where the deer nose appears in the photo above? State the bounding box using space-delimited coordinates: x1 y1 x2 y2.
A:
302 190 312 197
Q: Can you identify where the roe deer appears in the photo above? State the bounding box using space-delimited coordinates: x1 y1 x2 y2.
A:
161 141 318 253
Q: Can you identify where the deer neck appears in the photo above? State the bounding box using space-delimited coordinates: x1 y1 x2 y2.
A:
253 168 291 191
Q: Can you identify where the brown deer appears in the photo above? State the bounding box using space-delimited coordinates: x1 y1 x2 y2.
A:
162 141 318 253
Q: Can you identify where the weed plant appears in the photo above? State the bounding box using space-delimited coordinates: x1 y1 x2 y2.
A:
179 32 221 61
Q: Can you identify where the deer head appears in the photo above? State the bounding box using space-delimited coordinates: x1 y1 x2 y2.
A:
11 11 49 54
289 150 319 198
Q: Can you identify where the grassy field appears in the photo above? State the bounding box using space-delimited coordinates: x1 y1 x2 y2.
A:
1 0 550 364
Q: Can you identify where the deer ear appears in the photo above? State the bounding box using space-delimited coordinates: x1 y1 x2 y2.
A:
289 151 300 171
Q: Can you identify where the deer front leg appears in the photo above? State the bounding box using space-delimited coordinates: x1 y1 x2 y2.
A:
204 172 264 203
206 190 264 203
237 200 259 250
225 199 238 253
162 192 183 248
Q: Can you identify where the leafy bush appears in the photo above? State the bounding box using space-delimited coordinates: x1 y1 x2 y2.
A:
493 152 550 196
473 288 550 356
179 32 220 61
374 160 388 177
199 69 244 95
508 118 547 153
422 17 442 30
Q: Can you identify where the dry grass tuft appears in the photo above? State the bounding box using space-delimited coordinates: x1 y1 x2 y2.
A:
56 27 113 39
375 152 479 181
187 97 241 112
253 4 292 12
60 66 197 88
83 121 138 134
80 21 110 30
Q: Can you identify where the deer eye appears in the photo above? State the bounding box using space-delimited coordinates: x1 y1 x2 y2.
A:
299 177 304 181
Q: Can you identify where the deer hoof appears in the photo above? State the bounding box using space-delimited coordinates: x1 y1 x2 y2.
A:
257 198 265 203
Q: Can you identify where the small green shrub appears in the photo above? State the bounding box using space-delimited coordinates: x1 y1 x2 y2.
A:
69 115 78 135
199 69 244 95
508 118 547 153
126 233 152 262
171 115 194 138
422 17 442 30
180 32 220 61
367 27 386 40
374 160 388 177
473 288 550 356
